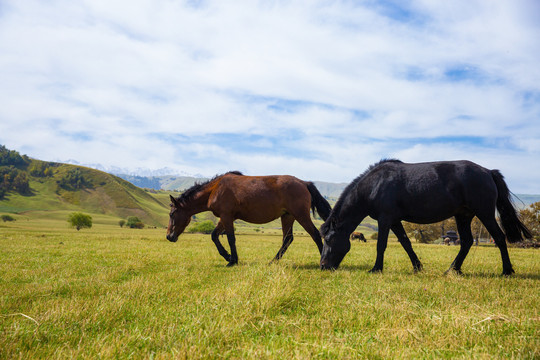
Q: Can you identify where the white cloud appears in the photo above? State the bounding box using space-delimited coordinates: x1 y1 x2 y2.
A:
0 0 539 193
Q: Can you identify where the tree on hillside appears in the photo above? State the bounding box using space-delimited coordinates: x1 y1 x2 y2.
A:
0 145 29 167
29 161 53 177
0 166 31 199
68 212 93 231
58 168 89 191
13 172 30 194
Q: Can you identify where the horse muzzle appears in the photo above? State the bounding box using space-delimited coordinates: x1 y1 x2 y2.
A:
166 233 178 242
320 257 337 270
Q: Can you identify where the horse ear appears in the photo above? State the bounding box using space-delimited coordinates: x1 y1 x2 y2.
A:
169 195 178 207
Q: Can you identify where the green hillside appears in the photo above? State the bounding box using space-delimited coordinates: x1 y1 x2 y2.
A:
0 146 169 227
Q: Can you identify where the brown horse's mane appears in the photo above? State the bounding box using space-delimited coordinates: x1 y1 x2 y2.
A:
175 171 243 205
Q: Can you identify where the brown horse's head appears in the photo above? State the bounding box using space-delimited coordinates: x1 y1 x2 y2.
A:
166 195 192 242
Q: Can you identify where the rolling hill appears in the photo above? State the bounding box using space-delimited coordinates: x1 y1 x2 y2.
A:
0 147 170 226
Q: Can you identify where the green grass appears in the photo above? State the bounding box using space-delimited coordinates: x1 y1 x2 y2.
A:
1 219 538 359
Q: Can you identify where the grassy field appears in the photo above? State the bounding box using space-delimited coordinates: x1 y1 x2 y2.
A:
1 219 539 359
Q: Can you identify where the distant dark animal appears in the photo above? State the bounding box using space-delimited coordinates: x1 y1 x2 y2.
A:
167 171 332 266
320 160 531 275
350 232 366 242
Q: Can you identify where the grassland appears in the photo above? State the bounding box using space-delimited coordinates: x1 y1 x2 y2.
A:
1 218 538 359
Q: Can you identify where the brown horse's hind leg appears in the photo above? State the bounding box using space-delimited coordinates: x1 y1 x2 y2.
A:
295 214 324 255
272 213 295 261
211 221 231 263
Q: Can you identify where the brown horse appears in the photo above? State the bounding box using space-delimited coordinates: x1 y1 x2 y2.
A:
166 171 332 266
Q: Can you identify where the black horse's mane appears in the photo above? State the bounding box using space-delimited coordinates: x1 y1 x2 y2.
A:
331 159 402 218
175 171 243 205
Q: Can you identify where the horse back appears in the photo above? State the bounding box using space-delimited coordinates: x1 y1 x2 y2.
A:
362 160 497 223
207 174 311 222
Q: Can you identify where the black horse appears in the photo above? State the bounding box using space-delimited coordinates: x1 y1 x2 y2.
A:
320 160 531 275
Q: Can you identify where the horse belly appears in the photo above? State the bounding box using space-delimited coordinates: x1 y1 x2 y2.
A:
236 205 285 224
401 195 466 224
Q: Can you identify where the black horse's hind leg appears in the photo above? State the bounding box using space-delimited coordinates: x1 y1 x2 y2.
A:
478 215 514 275
391 222 423 272
211 221 231 262
447 215 474 275
272 214 295 261
370 221 391 273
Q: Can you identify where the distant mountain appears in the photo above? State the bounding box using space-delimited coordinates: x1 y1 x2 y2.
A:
116 174 209 192
311 181 348 199
62 160 201 178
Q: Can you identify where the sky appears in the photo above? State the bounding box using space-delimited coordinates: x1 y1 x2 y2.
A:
1 0 539 193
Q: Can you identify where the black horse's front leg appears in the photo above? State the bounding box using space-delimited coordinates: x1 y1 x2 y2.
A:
370 222 391 273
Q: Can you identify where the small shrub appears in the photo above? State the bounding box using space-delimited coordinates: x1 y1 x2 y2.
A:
1 214 15 222
187 220 215 234
126 216 144 229
119 219 126 228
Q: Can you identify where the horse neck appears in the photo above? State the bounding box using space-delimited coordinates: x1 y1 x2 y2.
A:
334 192 367 235
182 187 211 216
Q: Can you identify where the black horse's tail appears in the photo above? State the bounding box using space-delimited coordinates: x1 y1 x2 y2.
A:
306 182 332 221
491 170 532 243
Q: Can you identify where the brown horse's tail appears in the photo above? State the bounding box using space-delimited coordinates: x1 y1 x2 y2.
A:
306 182 332 221
491 170 532 243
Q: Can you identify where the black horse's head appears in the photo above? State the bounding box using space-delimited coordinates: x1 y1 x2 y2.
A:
320 218 351 270
166 195 192 242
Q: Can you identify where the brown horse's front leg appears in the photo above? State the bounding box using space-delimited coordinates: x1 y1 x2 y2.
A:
225 233 238 267
211 221 231 263
222 219 238 267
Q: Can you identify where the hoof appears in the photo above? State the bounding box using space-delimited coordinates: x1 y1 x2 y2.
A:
368 267 383 273
413 263 424 273
502 268 515 276
226 261 238 267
